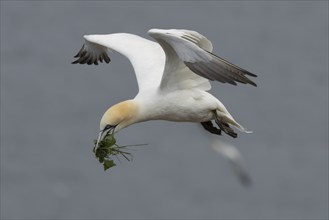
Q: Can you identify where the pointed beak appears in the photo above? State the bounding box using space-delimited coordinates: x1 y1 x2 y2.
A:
96 131 103 148
95 126 115 148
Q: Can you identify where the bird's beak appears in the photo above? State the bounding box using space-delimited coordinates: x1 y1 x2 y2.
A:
95 126 115 148
96 131 104 148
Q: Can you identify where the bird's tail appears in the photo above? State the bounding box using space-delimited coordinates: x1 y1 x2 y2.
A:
215 108 252 138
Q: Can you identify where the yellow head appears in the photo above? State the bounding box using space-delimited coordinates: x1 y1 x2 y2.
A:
97 100 139 144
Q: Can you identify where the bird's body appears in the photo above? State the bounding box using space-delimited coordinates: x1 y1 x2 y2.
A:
136 89 216 121
72 28 257 185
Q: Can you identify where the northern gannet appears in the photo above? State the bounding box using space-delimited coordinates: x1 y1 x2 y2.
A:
72 29 257 184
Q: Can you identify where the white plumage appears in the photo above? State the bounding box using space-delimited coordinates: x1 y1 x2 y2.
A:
72 28 257 185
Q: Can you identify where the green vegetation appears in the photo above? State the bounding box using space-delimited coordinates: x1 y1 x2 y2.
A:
93 134 145 171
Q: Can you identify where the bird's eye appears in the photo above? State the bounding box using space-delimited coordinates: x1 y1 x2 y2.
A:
104 124 112 131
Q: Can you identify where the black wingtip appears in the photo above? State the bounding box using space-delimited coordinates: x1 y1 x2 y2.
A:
71 44 111 65
244 71 258 78
239 172 253 187
249 81 257 87
73 44 85 58
103 53 111 63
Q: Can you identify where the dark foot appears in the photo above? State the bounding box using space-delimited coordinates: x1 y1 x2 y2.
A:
214 118 238 138
201 121 222 135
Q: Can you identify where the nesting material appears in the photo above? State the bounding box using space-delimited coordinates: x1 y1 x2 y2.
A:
93 134 145 171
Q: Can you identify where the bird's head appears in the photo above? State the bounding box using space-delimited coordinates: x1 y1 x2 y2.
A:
96 100 139 146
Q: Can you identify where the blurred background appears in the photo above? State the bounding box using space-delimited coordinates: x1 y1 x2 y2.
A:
1 1 328 219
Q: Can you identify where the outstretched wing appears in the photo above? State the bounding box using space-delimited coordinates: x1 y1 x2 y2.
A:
148 29 257 92
72 33 165 92
212 139 252 186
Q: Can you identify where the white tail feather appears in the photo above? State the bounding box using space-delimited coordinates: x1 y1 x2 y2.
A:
216 109 253 133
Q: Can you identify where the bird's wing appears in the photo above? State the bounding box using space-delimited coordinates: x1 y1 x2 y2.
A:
212 139 252 186
148 29 257 92
72 33 165 92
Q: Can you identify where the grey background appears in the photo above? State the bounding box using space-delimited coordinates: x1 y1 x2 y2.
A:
1 1 328 219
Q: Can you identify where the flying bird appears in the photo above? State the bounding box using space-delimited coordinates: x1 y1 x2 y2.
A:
72 29 257 184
